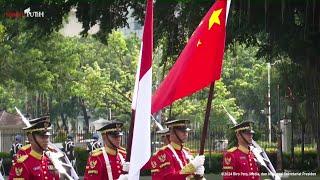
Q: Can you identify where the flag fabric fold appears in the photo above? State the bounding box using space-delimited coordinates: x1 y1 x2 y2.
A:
152 0 230 114
128 0 153 179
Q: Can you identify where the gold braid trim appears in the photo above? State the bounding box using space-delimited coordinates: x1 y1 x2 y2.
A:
159 162 170 168
235 126 251 132
169 123 188 127
180 163 196 174
101 128 121 133
25 127 51 133
223 166 233 170
151 169 160 173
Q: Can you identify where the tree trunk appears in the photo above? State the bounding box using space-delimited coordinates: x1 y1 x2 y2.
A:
290 101 297 169
301 122 305 165
60 102 68 132
79 98 89 134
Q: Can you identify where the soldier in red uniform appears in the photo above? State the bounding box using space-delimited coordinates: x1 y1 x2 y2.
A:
141 127 171 171
223 121 260 180
84 120 129 180
150 119 205 180
8 116 61 180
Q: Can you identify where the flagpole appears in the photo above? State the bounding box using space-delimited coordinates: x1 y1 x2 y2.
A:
125 110 135 162
195 81 215 180
199 81 215 155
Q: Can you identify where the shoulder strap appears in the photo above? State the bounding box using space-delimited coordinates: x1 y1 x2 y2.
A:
182 148 193 162
118 151 125 164
167 144 183 169
102 148 113 180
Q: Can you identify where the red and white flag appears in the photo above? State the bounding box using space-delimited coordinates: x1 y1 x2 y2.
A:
129 0 153 179
152 0 231 113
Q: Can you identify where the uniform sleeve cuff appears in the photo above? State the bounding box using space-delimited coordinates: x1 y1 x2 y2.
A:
180 163 196 174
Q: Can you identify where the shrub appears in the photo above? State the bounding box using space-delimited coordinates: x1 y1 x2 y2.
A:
0 152 12 176
74 147 89 176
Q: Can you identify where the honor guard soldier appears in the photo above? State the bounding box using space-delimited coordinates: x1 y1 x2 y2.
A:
8 116 60 180
142 127 171 171
10 134 23 163
63 134 75 166
150 119 205 180
223 121 260 180
84 120 129 180
87 133 102 154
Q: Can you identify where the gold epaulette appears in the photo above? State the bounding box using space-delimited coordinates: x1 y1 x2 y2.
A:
16 155 28 163
20 144 31 151
227 147 237 152
47 145 58 152
183 147 191 152
153 145 168 156
159 145 168 150
92 148 103 157
118 147 126 154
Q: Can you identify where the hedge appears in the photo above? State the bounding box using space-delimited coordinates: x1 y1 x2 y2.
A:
0 149 318 176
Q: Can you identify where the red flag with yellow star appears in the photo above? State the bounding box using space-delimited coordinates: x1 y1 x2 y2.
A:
152 0 230 113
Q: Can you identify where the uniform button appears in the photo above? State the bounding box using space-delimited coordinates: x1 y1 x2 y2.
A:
118 170 121 173
42 166 46 169
250 168 253 170
117 165 120 168
250 163 252 166
45 176 48 179
44 171 47 174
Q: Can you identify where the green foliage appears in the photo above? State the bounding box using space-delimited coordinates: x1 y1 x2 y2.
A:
223 40 268 120
74 147 89 176
0 152 10 158
0 18 140 129
53 131 67 143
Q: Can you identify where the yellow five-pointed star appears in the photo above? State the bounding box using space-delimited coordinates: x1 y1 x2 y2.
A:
208 8 223 30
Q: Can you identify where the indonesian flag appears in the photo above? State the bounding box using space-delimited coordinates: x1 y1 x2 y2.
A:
152 0 231 113
129 0 153 179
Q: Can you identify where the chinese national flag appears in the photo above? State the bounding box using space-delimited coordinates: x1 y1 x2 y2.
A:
152 0 230 113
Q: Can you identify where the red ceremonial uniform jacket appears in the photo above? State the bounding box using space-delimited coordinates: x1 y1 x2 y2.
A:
222 145 260 180
151 142 195 180
84 146 126 180
8 149 60 180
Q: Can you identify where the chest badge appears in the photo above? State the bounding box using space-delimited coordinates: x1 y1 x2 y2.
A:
90 160 97 168
158 154 166 162
15 167 23 176
224 157 231 165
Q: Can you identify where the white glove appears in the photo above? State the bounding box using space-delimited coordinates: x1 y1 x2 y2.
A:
195 165 205 176
122 161 130 172
190 155 205 168
118 174 129 180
